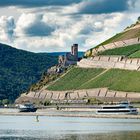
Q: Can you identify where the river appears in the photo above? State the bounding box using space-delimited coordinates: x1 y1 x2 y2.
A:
0 115 140 140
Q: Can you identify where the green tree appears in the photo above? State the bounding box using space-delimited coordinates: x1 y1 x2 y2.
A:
2 99 9 105
0 43 58 102
0 100 2 106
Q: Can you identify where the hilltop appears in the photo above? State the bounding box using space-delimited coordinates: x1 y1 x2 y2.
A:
0 43 58 102
85 18 140 57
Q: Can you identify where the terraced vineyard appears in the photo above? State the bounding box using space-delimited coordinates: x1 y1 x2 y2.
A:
18 19 140 103
47 68 140 93
80 69 140 92
129 50 140 58
95 26 140 48
98 44 140 57
47 68 104 91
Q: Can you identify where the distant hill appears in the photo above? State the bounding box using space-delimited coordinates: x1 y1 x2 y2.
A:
48 51 85 58
0 43 58 101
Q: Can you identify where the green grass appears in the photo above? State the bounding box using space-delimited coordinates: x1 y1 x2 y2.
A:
96 32 126 48
80 69 140 92
96 28 140 47
129 50 140 58
84 25 140 57
98 44 140 57
47 68 104 91
48 68 140 93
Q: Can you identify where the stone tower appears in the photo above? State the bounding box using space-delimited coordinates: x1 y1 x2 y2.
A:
71 44 78 60
58 44 79 66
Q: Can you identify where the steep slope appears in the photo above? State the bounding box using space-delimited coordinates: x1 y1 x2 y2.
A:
96 27 140 47
47 68 140 93
47 68 104 91
98 44 140 57
85 19 140 57
17 19 140 103
0 43 58 101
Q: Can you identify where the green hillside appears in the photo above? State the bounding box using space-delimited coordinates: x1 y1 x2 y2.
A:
0 43 58 101
129 50 140 58
84 19 140 57
47 68 104 91
96 27 140 48
98 44 140 57
47 68 140 93
25 18 140 101
80 69 140 92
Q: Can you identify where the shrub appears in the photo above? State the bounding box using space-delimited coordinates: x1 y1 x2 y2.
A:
87 98 103 105
44 100 51 106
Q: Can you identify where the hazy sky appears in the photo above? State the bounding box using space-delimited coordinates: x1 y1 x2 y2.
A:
0 0 140 52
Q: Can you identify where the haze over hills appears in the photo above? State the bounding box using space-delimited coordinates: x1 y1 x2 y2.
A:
48 52 84 58
0 43 58 102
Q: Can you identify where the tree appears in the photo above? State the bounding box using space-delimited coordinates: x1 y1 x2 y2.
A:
138 16 140 21
0 100 2 106
2 99 9 105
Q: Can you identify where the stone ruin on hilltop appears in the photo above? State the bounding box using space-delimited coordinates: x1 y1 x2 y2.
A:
47 44 79 74
58 44 78 66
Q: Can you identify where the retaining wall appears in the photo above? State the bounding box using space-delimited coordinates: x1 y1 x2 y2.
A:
92 37 140 56
77 56 140 71
25 88 140 101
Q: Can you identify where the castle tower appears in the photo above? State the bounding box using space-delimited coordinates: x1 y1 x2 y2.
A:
71 44 78 60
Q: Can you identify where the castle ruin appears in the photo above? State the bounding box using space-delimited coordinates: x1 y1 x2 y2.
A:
58 44 78 66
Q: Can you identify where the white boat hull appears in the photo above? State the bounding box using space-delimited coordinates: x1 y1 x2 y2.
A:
96 109 138 115
96 102 138 115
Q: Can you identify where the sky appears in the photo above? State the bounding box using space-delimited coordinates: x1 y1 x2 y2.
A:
0 0 140 52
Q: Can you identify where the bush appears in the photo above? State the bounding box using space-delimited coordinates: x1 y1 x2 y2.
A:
0 100 2 106
44 100 51 106
2 99 9 105
87 98 103 105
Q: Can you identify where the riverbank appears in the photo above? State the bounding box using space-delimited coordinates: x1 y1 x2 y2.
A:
0 108 140 119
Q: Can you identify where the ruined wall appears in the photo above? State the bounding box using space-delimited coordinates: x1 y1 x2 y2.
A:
59 44 78 66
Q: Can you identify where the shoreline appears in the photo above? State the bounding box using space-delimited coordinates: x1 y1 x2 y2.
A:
0 109 140 119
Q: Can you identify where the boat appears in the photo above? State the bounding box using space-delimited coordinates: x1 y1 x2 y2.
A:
96 101 138 115
18 103 37 112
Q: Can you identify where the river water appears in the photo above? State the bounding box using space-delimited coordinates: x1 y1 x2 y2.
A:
0 115 140 140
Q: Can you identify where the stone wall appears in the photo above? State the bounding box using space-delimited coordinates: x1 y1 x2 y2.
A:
92 37 140 56
124 24 140 32
23 88 140 102
77 56 140 71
